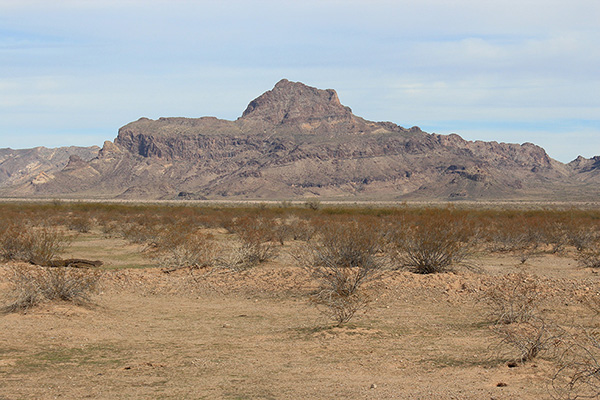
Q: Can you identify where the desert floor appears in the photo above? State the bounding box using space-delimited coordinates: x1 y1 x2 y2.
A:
1 228 598 400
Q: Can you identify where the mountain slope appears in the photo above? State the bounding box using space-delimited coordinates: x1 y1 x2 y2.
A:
0 146 100 193
1 79 596 201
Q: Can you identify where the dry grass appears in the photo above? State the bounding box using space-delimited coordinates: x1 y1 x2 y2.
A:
0 224 71 265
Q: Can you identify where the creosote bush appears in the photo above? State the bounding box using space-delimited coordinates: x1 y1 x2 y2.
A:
0 224 71 265
66 215 93 233
151 229 218 271
2 264 102 313
552 330 600 400
227 216 279 269
390 215 474 274
298 219 385 326
577 248 600 269
493 317 564 364
482 273 543 324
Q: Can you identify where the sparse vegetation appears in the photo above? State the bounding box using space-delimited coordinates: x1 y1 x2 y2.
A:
2 202 600 398
0 224 71 265
226 215 279 269
297 219 385 326
389 213 474 274
482 273 543 324
552 329 600 400
493 317 564 364
151 229 218 272
2 264 101 313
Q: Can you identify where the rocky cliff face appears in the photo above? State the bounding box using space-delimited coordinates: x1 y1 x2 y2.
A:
2 80 596 201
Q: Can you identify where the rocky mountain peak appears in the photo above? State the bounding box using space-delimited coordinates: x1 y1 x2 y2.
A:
239 79 353 125
568 155 600 172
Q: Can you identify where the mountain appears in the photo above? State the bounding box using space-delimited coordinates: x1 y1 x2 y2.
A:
0 79 597 201
0 146 100 195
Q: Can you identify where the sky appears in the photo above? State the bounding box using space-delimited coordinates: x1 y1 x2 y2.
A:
0 0 598 163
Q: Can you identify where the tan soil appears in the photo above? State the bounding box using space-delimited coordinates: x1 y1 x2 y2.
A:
1 235 599 399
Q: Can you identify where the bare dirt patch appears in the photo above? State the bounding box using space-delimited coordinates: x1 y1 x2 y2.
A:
2 253 596 399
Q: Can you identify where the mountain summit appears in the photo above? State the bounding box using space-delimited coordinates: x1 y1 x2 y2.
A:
240 79 352 125
0 80 597 201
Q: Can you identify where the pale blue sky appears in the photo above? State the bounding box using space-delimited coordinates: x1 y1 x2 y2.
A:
1 0 598 162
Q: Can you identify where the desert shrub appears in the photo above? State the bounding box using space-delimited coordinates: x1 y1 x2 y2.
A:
152 229 218 271
2 264 101 313
25 227 72 265
297 219 385 326
0 225 71 264
273 219 292 245
120 222 162 244
288 217 317 242
579 289 600 316
67 215 93 233
493 317 564 364
567 225 600 252
544 222 570 254
230 216 278 267
552 330 600 400
99 219 120 237
482 273 543 324
304 198 321 211
390 215 474 274
484 217 541 254
0 223 29 261
576 247 600 269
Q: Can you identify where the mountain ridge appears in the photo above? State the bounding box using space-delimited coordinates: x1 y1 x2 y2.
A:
0 79 597 201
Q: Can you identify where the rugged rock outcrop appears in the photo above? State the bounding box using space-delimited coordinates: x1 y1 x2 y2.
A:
568 156 600 184
1 79 597 201
0 146 99 189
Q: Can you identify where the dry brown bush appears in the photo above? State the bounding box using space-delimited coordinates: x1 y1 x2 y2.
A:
120 222 162 244
552 330 600 400
151 229 218 271
288 217 317 242
577 249 600 269
297 219 385 326
229 216 279 268
567 226 600 252
273 219 292 245
482 273 543 324
484 218 542 254
390 215 474 274
0 225 71 264
2 264 102 313
493 317 565 364
0 223 29 261
66 215 93 233
304 198 321 210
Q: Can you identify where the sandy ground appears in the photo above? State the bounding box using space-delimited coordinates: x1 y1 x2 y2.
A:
1 233 599 399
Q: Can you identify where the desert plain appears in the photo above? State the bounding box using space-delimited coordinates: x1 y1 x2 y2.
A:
2 201 600 399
